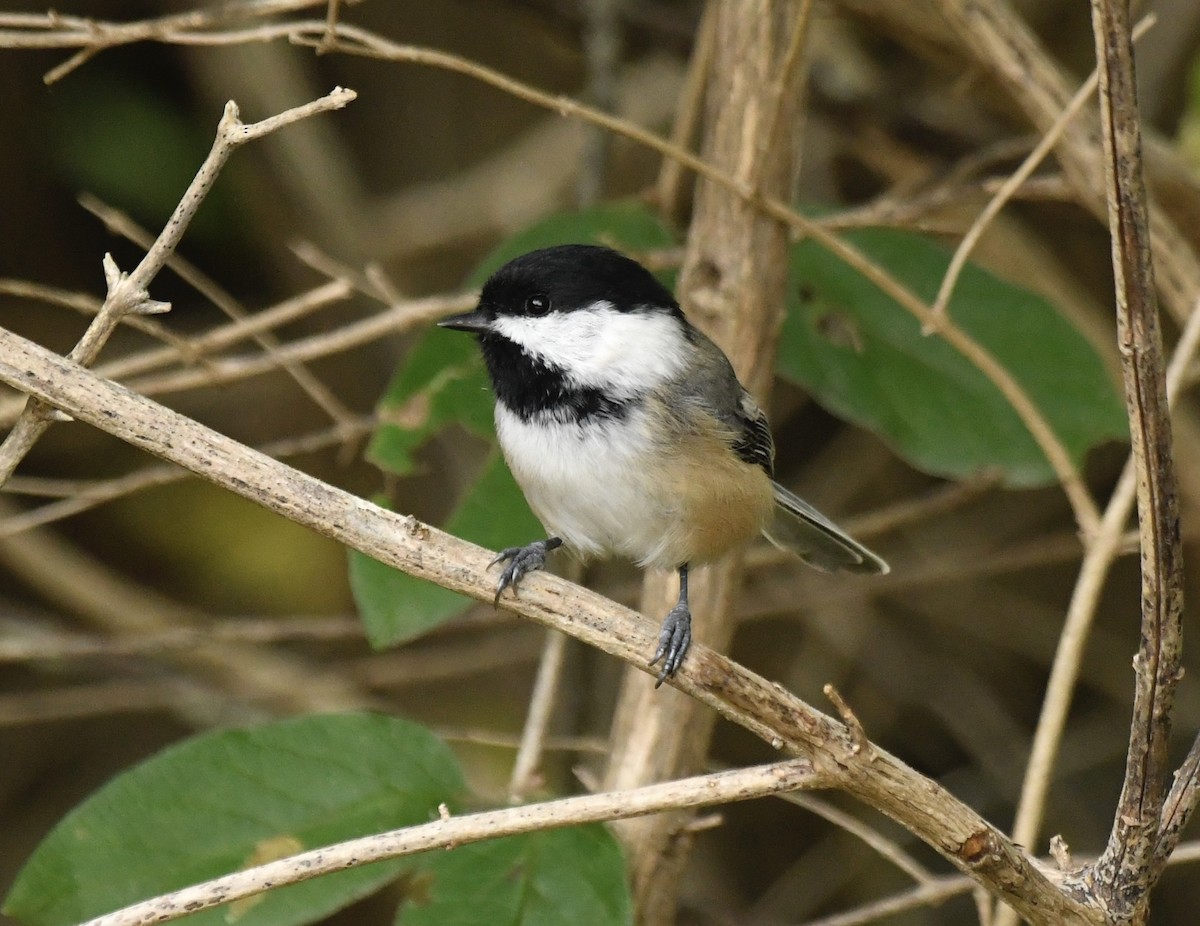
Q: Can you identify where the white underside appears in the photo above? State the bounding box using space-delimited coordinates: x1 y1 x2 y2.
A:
496 403 682 568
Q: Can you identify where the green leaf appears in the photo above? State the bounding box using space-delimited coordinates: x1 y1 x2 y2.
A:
780 228 1127 486
396 826 631 926
368 328 495 477
5 715 465 926
350 452 543 648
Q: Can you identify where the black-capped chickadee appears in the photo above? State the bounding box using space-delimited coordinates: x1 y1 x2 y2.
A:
440 244 888 684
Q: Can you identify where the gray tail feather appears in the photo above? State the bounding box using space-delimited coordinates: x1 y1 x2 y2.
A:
763 482 889 575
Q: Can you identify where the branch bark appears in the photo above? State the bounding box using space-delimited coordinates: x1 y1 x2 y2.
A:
1082 1 1185 919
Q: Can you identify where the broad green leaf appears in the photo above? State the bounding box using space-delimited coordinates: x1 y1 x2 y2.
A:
353 202 675 645
367 328 494 476
396 826 631 926
780 228 1127 486
5 715 465 926
350 452 543 648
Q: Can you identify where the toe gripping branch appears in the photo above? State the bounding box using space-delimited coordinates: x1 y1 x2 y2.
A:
489 537 563 605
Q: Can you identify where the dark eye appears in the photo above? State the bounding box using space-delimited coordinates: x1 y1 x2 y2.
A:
525 293 551 316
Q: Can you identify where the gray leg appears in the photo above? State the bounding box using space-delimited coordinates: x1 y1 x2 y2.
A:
649 564 691 686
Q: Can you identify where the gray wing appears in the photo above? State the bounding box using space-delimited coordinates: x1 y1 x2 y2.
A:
766 483 890 575
678 327 775 477
679 326 888 576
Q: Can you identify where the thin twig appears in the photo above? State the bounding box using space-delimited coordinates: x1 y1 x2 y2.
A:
1153 732 1200 867
824 684 870 756
118 290 470 399
509 630 570 800
0 615 362 662
77 195 357 429
778 791 932 884
795 875 974 926
0 414 375 538
77 760 823 926
930 14 1156 322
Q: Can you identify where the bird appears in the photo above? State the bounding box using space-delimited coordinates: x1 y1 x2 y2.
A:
439 244 888 685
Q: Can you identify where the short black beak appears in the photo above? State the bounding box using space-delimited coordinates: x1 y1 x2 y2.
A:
438 309 492 333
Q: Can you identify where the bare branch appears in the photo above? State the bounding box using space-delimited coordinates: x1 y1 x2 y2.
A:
1083 0 1185 917
78 760 823 926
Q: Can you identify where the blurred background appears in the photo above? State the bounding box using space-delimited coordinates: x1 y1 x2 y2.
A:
2 1 1200 923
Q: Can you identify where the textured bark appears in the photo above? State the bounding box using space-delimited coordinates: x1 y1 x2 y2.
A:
1082 0 1185 920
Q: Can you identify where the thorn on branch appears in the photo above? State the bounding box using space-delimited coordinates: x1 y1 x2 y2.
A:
824 683 871 757
1050 834 1073 871
101 253 172 318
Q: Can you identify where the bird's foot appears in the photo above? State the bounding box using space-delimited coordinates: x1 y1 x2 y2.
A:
489 538 562 605
649 602 692 687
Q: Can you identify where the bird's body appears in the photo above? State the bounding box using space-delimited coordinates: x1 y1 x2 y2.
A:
492 333 775 571
440 244 887 683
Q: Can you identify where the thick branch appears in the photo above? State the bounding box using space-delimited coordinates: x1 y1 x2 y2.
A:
1085 0 1185 917
602 4 808 921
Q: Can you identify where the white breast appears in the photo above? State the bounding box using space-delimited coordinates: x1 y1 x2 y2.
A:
495 403 681 567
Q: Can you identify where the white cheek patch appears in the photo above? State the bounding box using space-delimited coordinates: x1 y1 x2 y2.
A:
491 302 687 396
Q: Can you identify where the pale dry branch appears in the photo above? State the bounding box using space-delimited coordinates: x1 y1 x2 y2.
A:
933 0 1200 329
509 630 571 801
116 290 470 399
0 414 374 538
1011 292 1200 872
0 278 184 348
0 677 236 727
0 615 362 663
78 760 823 926
1154 733 1200 867
0 323 1101 925
930 14 1156 321
795 875 973 926
778 791 933 884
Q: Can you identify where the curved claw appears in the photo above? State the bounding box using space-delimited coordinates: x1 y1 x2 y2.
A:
649 603 692 687
488 538 562 605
